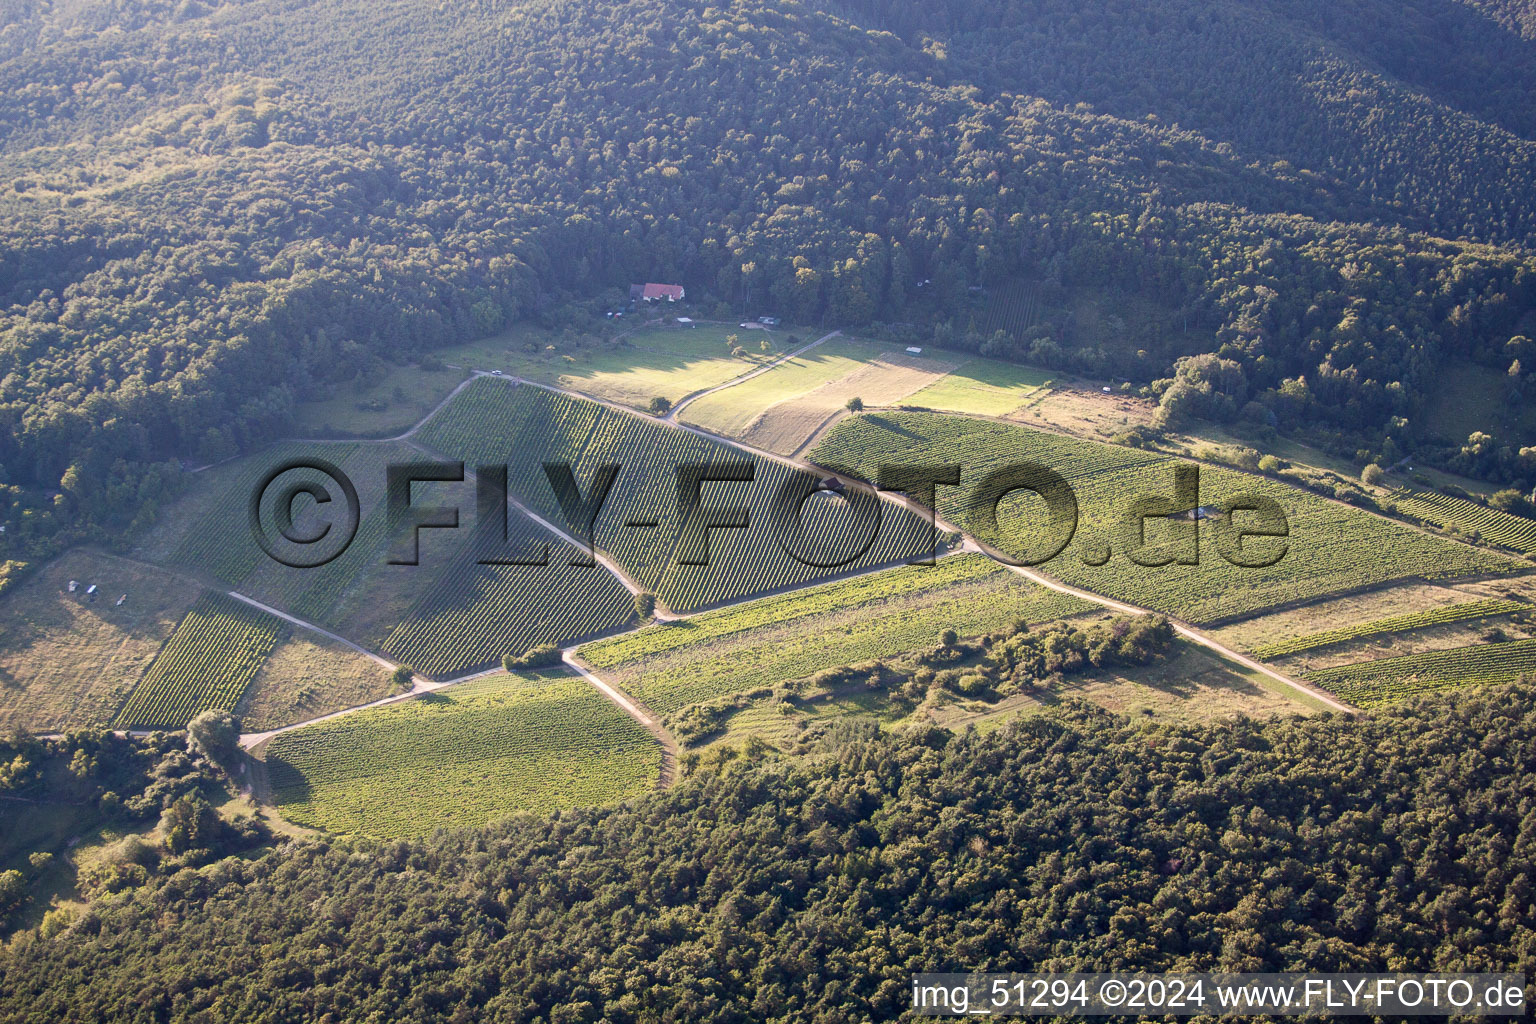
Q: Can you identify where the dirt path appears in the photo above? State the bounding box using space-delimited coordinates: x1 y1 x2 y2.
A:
400 437 674 618
666 329 840 423
562 650 677 787
226 592 397 673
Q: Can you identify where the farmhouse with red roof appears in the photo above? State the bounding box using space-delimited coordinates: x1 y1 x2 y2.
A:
630 282 685 302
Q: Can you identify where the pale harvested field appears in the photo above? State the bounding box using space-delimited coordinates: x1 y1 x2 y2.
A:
1209 575 1536 654
0 551 203 731
237 631 397 731
740 351 957 454
1007 382 1157 438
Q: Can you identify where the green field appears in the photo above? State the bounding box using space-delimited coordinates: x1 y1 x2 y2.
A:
577 554 1094 715
900 357 1053 417
678 339 1053 452
1391 489 1536 554
811 412 1518 624
113 593 283 729
677 337 892 438
439 323 783 410
264 672 660 837
417 378 935 612
1251 598 1527 659
1305 637 1536 707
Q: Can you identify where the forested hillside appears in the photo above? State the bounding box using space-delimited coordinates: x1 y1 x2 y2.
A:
2 684 1532 1022
2 0 1534 552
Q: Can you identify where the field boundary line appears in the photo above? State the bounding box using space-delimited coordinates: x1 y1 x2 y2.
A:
665 329 840 423
562 650 678 787
189 372 481 470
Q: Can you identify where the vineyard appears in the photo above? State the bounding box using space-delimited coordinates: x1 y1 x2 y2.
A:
113 593 283 729
811 413 1518 624
1305 637 1536 707
379 521 637 679
1251 598 1527 659
1391 489 1536 554
263 672 660 837
417 378 936 611
578 554 1095 714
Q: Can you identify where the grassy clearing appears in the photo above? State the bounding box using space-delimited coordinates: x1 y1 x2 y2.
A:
700 686 913 751
1009 382 1157 439
289 361 469 438
113 593 283 729
1422 361 1536 442
1306 638 1536 707
812 412 1518 624
679 337 955 452
901 356 1053 417
0 551 203 732
977 280 1042 338
579 554 1094 715
1251 598 1527 659
236 632 397 732
263 672 659 838
933 640 1317 732
440 322 782 410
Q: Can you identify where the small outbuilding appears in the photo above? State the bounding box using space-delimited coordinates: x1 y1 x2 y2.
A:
906 346 923 355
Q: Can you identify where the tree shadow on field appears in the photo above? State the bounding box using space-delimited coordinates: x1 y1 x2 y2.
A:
257 751 313 807
861 413 927 442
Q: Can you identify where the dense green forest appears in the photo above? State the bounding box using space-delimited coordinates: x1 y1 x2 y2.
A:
1 684 1531 1021
2 0 1536 554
